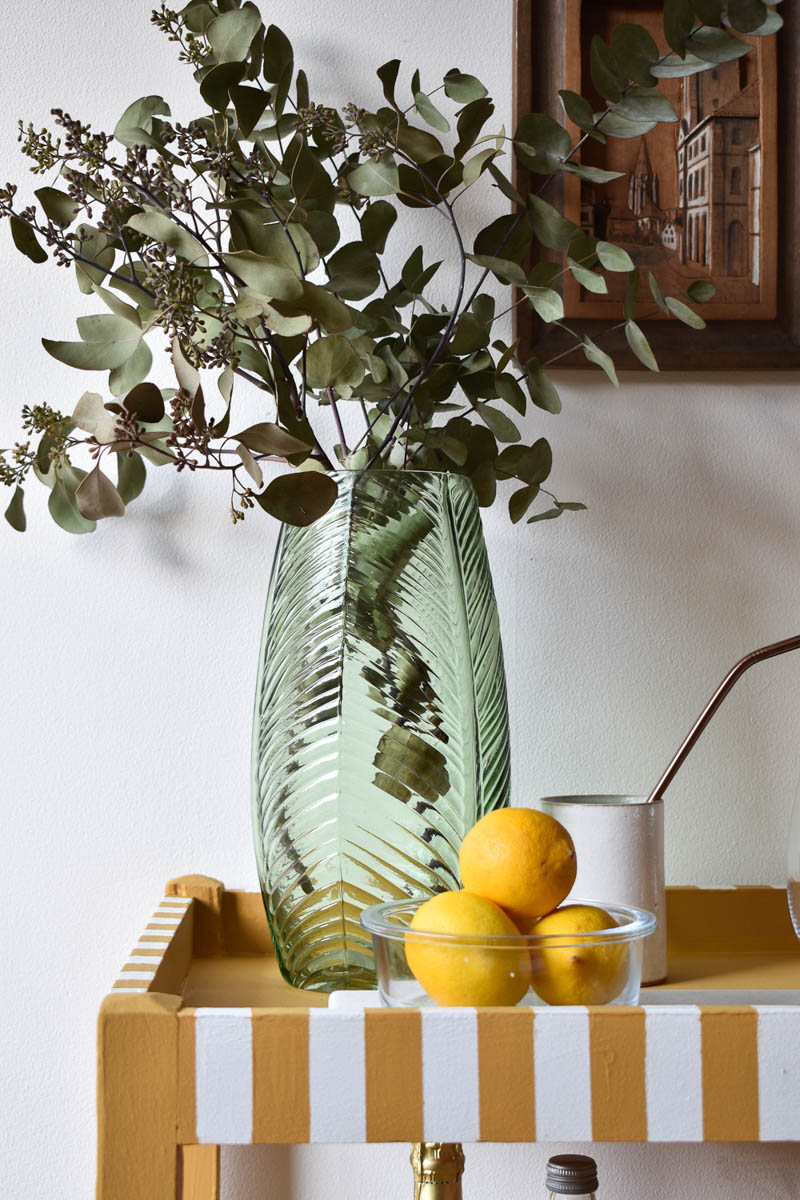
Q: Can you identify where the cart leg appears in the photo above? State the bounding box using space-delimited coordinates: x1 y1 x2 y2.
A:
180 1146 220 1200
96 993 181 1200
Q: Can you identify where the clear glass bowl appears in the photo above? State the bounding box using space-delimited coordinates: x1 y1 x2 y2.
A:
360 897 657 1007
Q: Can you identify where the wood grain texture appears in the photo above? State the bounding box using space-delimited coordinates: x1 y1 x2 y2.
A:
180 1145 219 1200
513 0 800 367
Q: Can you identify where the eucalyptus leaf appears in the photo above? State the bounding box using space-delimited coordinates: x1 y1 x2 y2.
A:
625 320 659 371
649 271 669 313
109 340 153 396
75 464 126 520
126 209 208 265
455 97 495 156
570 264 608 294
468 254 526 285
396 125 445 165
495 373 527 415
116 451 146 504
361 200 397 253
610 23 659 85
524 361 561 414
596 241 635 271
348 156 400 197
558 90 598 133
114 95 170 147
527 507 562 524
256 470 338 526
513 113 571 174
666 296 706 328
414 91 450 133
124 382 165 423
685 27 753 63
522 286 564 324
687 279 716 303
475 402 520 443
509 484 539 524
663 0 694 55
43 329 139 371
172 336 201 395
526 195 581 251
48 463 97 533
34 186 80 228
236 443 264 488
590 36 626 102
377 59 401 109
10 217 47 263
230 84 270 137
561 163 625 184
325 242 381 301
4 486 26 532
594 111 657 139
222 250 304 300
206 3 262 62
235 422 311 456
613 87 678 123
305 336 365 392
462 148 498 187
582 336 619 386
443 69 487 102
263 23 293 81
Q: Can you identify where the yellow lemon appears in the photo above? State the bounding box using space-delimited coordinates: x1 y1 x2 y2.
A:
405 890 531 1006
459 807 577 924
529 904 629 1006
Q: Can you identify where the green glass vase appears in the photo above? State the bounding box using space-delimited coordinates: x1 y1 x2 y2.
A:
251 470 510 991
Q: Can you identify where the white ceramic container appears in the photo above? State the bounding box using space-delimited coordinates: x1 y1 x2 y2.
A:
538 795 666 984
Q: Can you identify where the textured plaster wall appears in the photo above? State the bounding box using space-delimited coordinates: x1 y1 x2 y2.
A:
1 2 799 1197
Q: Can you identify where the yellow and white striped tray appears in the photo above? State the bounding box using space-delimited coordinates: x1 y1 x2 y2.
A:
97 878 800 1200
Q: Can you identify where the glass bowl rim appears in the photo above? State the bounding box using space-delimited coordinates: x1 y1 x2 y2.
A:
360 895 657 947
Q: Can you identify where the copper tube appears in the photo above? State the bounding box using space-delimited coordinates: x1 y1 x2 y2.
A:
646 633 800 804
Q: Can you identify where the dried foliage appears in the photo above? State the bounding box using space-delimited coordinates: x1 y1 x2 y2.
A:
0 0 773 533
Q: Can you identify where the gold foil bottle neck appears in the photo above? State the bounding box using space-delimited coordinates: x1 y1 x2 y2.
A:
411 1143 465 1199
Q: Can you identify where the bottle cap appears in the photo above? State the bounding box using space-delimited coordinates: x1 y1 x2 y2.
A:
546 1154 599 1195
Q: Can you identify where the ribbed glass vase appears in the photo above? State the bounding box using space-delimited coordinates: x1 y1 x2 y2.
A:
251 470 510 991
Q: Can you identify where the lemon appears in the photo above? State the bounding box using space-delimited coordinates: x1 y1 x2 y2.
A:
405 890 531 1007
529 904 629 1006
459 807 577 924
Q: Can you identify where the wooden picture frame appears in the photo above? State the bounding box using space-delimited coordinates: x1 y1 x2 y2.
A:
514 0 800 369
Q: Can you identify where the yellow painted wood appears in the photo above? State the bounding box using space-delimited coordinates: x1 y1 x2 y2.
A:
477 1009 535 1142
96 992 180 1200
180 1145 219 1200
166 875 224 955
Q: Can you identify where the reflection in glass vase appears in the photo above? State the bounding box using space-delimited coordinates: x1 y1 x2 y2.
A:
251 470 510 991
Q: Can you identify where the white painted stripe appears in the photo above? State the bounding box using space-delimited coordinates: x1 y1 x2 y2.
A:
148 917 181 926
533 1008 592 1141
758 1007 800 1140
422 1008 480 1142
117 970 159 980
159 897 192 906
645 1005 703 1142
195 1009 253 1144
126 954 164 964
308 1009 366 1143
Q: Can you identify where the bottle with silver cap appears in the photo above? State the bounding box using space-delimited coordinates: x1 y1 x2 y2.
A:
546 1154 599 1198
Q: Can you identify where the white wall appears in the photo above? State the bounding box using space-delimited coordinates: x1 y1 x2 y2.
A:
1 2 799 1197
